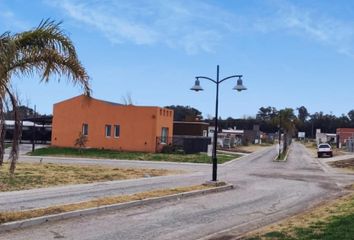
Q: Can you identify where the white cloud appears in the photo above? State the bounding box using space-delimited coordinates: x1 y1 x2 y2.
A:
47 0 237 54
54 1 158 45
262 0 354 57
47 0 354 57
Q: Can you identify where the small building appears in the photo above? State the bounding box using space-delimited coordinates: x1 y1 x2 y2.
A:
336 128 354 145
173 121 209 136
5 119 52 144
172 121 210 154
219 129 244 148
316 129 336 145
51 95 173 153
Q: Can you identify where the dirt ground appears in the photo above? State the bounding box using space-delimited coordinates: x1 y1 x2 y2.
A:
329 158 354 171
220 144 272 153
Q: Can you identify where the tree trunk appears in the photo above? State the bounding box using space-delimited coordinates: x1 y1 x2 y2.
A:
7 88 20 175
283 132 288 153
0 100 5 166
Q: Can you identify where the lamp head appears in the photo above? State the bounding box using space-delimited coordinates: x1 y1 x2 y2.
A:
190 78 203 91
233 76 247 92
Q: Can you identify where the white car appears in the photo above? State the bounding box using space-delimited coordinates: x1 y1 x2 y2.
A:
317 143 333 158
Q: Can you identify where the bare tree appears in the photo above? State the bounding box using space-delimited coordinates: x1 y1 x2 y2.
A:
121 92 134 105
74 132 88 154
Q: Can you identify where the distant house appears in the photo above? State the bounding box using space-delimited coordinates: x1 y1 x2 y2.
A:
172 121 210 154
173 121 209 136
51 95 173 153
316 129 336 145
336 128 354 145
213 125 264 148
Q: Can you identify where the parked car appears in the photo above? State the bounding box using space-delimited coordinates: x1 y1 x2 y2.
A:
317 143 333 158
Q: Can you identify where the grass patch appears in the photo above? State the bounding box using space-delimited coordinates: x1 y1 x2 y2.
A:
276 151 287 161
0 162 174 192
243 192 354 240
275 148 289 161
0 185 211 224
29 147 238 164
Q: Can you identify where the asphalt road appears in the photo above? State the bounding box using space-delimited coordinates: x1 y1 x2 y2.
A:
1 143 354 240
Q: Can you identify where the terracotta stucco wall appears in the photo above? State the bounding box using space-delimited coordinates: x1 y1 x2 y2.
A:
51 95 174 152
155 108 174 139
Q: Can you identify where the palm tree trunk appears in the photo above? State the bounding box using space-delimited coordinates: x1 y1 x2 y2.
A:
0 100 5 166
283 132 288 153
6 87 20 175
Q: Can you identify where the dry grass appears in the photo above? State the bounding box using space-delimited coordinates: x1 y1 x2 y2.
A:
244 192 354 239
0 162 176 192
232 144 271 153
0 185 211 224
329 158 354 172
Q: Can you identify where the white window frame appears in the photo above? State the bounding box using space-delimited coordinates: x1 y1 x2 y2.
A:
105 125 112 138
161 127 169 144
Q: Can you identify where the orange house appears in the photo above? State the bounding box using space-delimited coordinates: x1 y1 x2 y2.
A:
51 95 174 152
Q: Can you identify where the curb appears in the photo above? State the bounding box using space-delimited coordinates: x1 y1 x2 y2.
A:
0 184 234 233
18 155 211 166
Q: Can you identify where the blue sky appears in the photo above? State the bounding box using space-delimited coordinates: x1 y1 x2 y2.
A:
1 0 354 118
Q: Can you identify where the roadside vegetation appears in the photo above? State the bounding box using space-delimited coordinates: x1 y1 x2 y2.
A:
29 147 239 164
0 162 173 192
275 150 288 161
0 185 212 224
243 191 354 240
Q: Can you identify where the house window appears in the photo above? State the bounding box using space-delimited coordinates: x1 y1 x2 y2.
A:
114 125 120 138
105 125 111 137
161 127 169 144
82 123 88 136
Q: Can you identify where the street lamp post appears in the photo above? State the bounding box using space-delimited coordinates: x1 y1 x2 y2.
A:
191 65 247 182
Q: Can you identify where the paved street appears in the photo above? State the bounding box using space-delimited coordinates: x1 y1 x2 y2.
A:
1 143 354 240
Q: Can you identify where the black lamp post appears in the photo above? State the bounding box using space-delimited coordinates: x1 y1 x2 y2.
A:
191 65 247 182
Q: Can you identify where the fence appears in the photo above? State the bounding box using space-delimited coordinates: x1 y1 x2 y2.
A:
347 138 354 152
156 136 211 154
5 125 52 144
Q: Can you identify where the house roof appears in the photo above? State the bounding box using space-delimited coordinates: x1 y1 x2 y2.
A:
55 94 170 110
173 121 209 125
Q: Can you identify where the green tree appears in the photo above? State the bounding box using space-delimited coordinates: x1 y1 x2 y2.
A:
256 106 278 121
297 106 309 123
0 20 90 174
348 110 354 123
165 105 202 121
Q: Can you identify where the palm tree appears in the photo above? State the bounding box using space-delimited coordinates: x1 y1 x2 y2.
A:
0 20 90 174
278 108 296 153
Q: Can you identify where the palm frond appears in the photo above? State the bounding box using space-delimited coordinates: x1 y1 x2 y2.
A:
8 48 90 95
0 19 91 174
13 19 76 58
